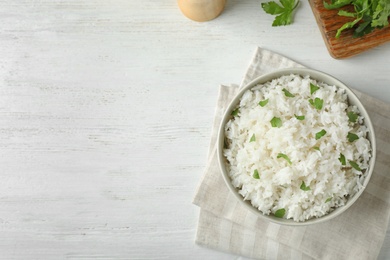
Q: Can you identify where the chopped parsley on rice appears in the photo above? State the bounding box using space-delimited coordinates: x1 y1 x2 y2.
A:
223 74 371 222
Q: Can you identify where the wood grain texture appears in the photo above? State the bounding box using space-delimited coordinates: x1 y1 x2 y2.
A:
309 0 390 59
0 0 389 259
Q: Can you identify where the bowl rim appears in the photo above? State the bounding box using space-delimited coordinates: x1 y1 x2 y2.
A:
217 68 377 226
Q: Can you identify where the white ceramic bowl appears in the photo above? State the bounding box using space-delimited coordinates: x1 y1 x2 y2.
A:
217 68 376 226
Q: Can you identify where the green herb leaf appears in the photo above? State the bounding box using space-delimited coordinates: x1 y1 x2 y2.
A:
338 9 356 18
325 197 332 203
294 114 305 120
282 88 295 97
372 1 390 27
323 0 352 10
277 153 292 164
349 160 362 171
231 108 240 116
310 83 320 95
335 17 362 38
339 153 346 166
250 134 256 142
259 99 269 107
323 0 390 39
261 0 300 27
272 12 293 26
253 169 260 179
313 146 320 151
309 98 323 110
347 111 358 123
353 18 374 38
280 0 295 9
274 208 286 218
270 117 282 128
261 1 285 14
347 132 359 142
300 181 311 191
315 129 327 140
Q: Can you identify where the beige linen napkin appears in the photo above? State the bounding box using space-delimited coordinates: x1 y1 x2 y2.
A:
193 47 390 260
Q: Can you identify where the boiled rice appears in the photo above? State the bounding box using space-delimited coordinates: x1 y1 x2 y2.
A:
223 74 371 222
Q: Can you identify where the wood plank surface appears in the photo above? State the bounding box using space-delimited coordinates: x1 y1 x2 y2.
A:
0 0 389 259
309 0 390 59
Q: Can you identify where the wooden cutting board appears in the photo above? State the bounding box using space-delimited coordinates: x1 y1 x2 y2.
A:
309 0 390 59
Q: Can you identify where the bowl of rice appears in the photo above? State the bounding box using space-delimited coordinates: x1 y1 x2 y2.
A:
217 68 376 225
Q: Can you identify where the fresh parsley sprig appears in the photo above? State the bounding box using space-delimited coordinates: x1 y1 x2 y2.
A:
261 0 390 38
261 0 300 26
324 0 390 38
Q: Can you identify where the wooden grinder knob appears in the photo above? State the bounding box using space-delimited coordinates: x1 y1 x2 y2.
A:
177 0 226 22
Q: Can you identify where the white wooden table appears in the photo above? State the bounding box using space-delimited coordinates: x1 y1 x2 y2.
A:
0 1 389 259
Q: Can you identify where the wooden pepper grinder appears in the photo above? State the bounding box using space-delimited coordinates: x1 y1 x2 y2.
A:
178 0 226 22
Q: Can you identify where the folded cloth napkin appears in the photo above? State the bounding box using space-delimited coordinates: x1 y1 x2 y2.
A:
193 47 390 260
